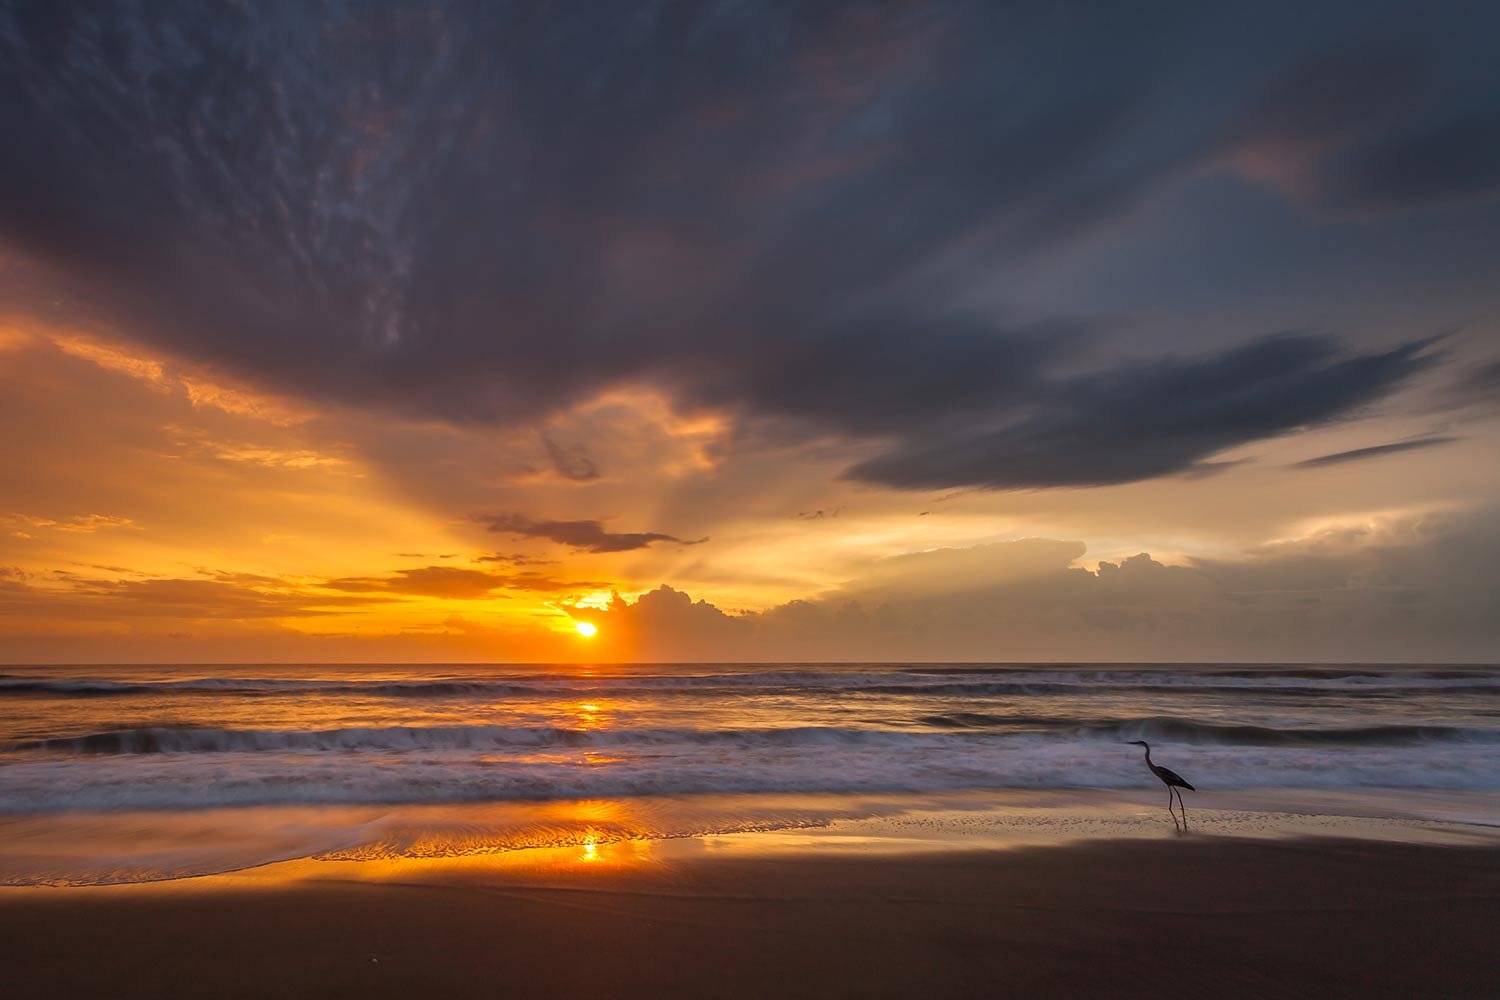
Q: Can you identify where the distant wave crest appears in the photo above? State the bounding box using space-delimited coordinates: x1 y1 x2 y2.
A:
6 668 1500 702
17 714 1498 757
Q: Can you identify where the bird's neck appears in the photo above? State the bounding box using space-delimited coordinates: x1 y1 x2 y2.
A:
1141 746 1152 763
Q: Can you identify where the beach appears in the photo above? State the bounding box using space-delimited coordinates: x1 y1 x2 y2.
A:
4 662 1500 995
3 830 1498 998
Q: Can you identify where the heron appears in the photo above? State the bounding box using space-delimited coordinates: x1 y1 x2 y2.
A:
1127 740 1195 826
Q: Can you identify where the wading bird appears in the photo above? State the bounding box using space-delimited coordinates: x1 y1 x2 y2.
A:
1127 740 1195 826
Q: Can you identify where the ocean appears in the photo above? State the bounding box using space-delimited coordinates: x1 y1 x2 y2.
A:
5 661 1500 810
3 662 1499 884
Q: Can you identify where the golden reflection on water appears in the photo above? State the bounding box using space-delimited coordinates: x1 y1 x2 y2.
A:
571 700 607 729
536 695 615 733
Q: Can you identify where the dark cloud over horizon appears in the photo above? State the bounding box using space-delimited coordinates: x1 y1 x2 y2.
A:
2 1 1497 492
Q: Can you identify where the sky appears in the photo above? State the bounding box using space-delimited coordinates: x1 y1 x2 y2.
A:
1 0 1498 663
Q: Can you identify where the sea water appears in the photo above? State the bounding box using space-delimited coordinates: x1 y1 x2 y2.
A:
2 662 1498 883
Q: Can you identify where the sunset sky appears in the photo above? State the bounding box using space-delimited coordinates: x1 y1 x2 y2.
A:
1 1 1497 662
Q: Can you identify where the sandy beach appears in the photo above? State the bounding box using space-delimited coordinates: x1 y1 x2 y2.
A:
3 819 1499 998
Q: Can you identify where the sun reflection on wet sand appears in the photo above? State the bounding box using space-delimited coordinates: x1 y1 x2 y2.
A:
205 794 1500 898
7 789 1500 890
272 828 665 889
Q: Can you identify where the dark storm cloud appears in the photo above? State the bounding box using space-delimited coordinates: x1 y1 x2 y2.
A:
1292 436 1459 469
847 335 1437 490
1319 108 1500 212
475 513 703 553
1218 42 1428 182
1220 30 1500 214
1 2 1493 490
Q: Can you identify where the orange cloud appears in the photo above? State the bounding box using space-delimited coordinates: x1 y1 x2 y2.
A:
6 513 137 534
45 329 312 426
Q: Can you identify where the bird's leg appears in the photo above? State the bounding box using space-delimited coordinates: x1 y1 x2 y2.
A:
1178 789 1188 828
1166 786 1178 825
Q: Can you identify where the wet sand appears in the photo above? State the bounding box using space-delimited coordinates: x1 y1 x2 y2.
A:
3 836 1498 998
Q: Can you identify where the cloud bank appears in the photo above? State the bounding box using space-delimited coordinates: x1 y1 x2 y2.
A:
576 510 1500 662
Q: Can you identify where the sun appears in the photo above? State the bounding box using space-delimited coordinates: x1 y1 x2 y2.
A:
574 621 598 638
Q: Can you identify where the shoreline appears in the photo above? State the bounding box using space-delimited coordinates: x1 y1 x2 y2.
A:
4 786 1500 889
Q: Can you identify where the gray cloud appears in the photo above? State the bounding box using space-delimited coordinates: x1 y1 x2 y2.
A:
1292 436 1458 469
847 335 1436 490
1321 108 1500 212
1221 35 1500 214
1219 42 1427 188
476 512 703 553
541 437 600 482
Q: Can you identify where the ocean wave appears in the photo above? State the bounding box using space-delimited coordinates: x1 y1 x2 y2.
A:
0 677 547 699
5 737 1500 813
17 714 1500 757
6 669 1500 701
1085 717 1494 746
13 723 969 755
918 713 1496 745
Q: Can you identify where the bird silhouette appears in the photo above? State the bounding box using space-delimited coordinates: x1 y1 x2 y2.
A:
1128 740 1195 827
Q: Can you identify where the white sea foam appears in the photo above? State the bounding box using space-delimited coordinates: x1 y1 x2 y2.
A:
3 733 1500 813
